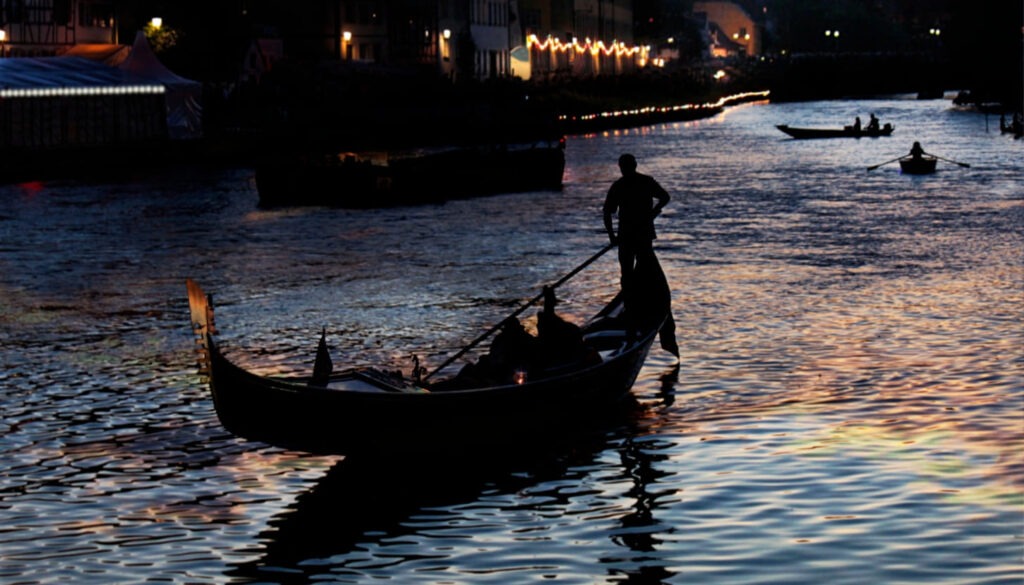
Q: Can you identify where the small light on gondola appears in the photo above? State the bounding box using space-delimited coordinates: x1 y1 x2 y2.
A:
513 369 527 385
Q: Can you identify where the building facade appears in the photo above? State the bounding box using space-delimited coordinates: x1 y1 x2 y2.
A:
692 1 760 57
0 0 653 81
0 0 119 57
519 0 648 80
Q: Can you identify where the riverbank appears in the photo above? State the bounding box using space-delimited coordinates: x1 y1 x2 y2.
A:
2 50 1018 185
0 69 767 184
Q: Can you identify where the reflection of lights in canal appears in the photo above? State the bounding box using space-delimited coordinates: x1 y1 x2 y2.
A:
557 90 771 125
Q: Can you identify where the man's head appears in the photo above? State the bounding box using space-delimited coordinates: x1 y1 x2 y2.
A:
618 153 637 176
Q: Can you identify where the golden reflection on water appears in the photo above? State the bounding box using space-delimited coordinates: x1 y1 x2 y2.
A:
652 188 1024 511
734 267 1019 508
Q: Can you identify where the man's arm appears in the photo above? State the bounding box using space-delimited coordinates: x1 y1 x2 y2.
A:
603 191 618 243
651 178 670 216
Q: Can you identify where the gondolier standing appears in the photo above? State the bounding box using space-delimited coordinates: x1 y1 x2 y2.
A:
603 153 671 290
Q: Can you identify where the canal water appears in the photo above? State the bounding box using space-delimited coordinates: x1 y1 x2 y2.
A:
1 96 1021 584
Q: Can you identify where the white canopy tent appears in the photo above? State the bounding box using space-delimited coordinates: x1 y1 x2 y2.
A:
118 32 203 140
0 31 202 150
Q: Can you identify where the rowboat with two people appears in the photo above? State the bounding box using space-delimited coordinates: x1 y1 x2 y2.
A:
776 122 894 139
185 245 678 455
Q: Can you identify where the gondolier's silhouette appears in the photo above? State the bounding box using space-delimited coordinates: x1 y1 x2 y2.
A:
603 154 670 291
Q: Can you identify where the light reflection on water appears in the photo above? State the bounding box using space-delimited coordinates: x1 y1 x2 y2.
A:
0 96 1021 583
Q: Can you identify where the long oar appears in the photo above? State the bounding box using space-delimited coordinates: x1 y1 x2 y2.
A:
867 155 904 171
925 152 971 168
423 243 616 381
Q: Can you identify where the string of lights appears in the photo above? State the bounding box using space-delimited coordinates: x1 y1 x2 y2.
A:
1 85 165 99
526 34 650 60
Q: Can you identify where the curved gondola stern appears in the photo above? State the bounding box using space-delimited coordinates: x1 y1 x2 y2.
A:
186 278 216 384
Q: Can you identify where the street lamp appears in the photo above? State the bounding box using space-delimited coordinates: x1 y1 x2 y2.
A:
342 31 352 60
0 29 7 58
927 27 941 54
441 29 451 63
825 29 840 52
150 17 162 29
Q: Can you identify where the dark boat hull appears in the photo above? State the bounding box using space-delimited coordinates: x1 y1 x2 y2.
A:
256 142 566 208
776 124 894 139
899 157 937 174
207 328 655 454
187 264 671 455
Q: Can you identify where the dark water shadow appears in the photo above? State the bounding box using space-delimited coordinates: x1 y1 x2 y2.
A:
657 363 681 407
227 399 657 583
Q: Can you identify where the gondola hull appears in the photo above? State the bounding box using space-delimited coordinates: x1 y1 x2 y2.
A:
206 330 655 454
187 273 670 455
776 124 895 139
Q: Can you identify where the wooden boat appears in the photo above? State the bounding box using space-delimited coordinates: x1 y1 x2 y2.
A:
899 156 938 174
255 139 566 208
776 124 894 139
185 256 675 455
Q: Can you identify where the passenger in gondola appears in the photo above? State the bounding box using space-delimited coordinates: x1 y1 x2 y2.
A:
490 317 539 366
452 317 540 386
536 286 592 368
852 116 862 132
909 141 925 160
603 154 670 295
867 114 880 132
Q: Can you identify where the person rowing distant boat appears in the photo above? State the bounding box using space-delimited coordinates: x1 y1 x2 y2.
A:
868 142 969 173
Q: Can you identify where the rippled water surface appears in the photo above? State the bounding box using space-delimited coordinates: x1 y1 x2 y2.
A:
1 96 1021 584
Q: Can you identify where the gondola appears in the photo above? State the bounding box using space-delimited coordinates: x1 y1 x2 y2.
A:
899 156 938 174
776 124 895 139
186 251 676 455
